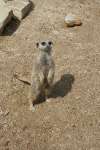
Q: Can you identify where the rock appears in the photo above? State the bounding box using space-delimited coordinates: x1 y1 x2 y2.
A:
64 14 82 27
7 0 32 20
3 0 13 3
0 0 6 5
0 5 13 35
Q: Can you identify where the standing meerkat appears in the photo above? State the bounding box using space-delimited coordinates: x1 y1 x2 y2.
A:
14 40 55 111
29 40 55 111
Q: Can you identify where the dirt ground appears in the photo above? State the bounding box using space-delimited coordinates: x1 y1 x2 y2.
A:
0 0 100 149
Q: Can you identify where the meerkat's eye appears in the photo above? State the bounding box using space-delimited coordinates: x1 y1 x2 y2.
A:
48 41 53 45
41 42 46 46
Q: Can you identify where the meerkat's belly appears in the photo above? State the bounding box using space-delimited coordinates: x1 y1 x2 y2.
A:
41 65 48 77
42 65 50 88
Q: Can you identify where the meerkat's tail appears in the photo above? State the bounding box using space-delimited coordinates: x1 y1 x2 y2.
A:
13 74 31 85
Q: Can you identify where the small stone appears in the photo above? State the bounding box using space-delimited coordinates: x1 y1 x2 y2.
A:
4 110 9 116
72 124 76 128
64 14 82 27
0 5 13 35
7 0 32 20
0 107 3 115
4 140 10 146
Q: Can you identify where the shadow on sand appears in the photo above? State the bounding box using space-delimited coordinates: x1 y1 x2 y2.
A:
2 1 34 36
51 74 75 98
2 18 21 36
34 73 75 105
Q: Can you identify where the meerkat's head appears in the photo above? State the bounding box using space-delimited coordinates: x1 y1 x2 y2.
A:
36 41 53 53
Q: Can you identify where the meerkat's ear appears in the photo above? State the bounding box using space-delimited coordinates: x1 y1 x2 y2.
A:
36 42 39 48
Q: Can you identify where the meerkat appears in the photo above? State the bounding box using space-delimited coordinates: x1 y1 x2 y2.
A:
14 40 55 111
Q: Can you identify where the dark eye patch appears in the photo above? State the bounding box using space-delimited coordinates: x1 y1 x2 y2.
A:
36 42 39 48
41 42 46 46
48 41 52 45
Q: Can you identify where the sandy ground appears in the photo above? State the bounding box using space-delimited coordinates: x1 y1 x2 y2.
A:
0 0 100 149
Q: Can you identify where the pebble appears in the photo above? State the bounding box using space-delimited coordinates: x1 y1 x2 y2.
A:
64 14 82 27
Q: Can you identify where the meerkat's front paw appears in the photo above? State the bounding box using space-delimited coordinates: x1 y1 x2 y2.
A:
46 98 52 102
29 105 35 112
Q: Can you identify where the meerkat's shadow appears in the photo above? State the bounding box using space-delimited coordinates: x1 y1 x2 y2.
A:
33 74 75 105
51 74 75 98
33 93 46 105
